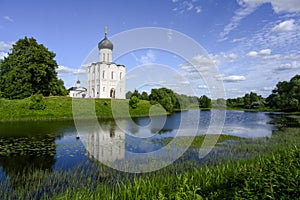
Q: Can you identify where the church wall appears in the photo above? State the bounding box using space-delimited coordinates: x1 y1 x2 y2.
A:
88 62 126 99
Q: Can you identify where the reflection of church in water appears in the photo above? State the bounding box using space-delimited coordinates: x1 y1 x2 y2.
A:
85 121 125 163
87 27 126 99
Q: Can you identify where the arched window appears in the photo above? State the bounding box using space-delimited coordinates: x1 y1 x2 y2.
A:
111 72 114 80
102 71 105 79
103 53 105 62
120 72 122 80
110 88 115 98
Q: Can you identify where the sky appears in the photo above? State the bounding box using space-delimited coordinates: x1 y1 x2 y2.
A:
0 0 300 98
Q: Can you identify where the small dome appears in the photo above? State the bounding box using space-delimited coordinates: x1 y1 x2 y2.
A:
98 36 113 50
76 80 80 84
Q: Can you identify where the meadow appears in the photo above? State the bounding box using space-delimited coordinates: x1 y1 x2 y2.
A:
0 97 165 121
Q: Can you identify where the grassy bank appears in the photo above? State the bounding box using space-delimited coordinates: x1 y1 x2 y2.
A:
0 96 166 121
53 145 299 200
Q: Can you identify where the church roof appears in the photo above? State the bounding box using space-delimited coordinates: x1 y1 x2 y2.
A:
98 35 113 50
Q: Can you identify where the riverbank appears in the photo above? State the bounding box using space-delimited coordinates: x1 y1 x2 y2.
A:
1 96 298 122
0 96 166 122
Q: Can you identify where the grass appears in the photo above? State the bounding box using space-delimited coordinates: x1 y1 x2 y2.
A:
53 144 300 200
153 134 243 149
0 97 166 121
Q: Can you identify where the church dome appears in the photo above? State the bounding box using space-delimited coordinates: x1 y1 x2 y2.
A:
98 36 113 50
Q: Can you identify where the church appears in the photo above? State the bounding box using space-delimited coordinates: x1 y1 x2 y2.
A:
87 28 126 99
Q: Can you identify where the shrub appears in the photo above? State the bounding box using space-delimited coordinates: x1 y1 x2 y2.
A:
129 96 139 109
29 94 46 110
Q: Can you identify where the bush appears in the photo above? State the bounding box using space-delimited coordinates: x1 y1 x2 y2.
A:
29 94 46 110
129 96 139 109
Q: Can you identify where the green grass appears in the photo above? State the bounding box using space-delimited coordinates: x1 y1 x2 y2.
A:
53 145 300 200
0 97 166 121
154 134 243 148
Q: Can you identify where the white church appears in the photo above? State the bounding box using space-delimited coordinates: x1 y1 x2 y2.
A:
87 28 126 99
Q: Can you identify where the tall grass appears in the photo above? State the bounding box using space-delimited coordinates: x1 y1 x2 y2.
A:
53 145 300 200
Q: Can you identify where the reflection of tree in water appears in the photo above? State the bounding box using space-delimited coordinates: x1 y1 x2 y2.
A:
0 135 56 195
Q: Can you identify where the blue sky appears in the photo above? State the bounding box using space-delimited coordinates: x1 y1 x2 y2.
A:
0 0 300 98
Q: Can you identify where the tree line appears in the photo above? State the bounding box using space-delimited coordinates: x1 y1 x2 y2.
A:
126 88 211 112
227 75 300 111
128 74 300 112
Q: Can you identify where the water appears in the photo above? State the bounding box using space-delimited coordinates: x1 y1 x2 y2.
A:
0 110 294 182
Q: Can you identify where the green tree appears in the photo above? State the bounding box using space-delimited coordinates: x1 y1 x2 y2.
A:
131 89 141 99
199 95 211 109
267 75 300 111
126 91 133 99
0 37 67 99
141 91 149 100
149 88 178 112
129 96 139 109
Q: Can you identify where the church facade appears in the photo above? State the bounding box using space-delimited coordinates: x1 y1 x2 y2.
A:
87 29 126 99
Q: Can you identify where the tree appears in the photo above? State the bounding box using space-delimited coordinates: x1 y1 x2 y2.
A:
0 37 67 99
129 96 139 109
131 89 141 99
126 91 133 99
267 75 300 111
141 91 149 100
240 92 265 109
149 88 178 112
199 95 211 109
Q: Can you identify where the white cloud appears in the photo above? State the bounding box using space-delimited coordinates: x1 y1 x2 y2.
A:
259 49 272 55
180 54 218 74
57 65 86 75
237 0 300 13
263 54 281 60
231 37 246 43
217 75 246 82
140 50 156 65
195 6 202 13
221 0 300 40
172 0 202 14
0 52 8 60
181 80 190 85
0 41 13 51
3 16 13 22
246 49 271 57
0 41 14 60
261 86 274 91
219 5 257 41
271 19 296 32
191 54 219 68
198 85 208 89
221 53 239 62
132 50 156 65
274 61 300 71
246 51 259 57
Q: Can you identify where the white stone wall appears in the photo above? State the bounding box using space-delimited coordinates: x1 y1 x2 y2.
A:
87 46 126 99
